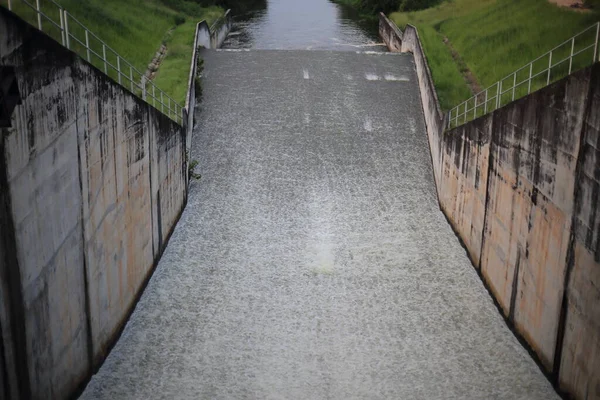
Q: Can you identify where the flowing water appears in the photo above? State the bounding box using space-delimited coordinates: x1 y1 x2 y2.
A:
222 0 386 51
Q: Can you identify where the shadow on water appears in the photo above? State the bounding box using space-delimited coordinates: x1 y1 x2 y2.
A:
221 0 267 17
221 0 385 51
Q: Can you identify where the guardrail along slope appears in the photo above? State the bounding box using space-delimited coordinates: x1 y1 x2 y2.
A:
380 13 600 400
0 7 187 399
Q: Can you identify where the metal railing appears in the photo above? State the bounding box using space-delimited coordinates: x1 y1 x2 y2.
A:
448 22 600 130
2 0 184 125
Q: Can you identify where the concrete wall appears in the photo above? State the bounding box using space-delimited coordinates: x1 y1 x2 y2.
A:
0 8 187 399
380 15 600 400
185 11 232 152
444 62 600 400
558 62 600 400
378 13 402 52
186 20 211 155
379 14 446 195
197 21 212 50
210 10 232 49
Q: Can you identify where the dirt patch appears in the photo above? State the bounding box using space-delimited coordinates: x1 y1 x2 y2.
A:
443 36 482 96
548 0 592 12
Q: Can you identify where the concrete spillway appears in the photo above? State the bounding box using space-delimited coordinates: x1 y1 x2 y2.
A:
80 50 558 399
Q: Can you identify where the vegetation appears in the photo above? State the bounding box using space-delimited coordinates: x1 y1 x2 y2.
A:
9 0 223 105
334 0 442 14
153 8 222 104
390 0 600 110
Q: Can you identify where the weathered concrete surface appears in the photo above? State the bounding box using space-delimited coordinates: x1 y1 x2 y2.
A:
442 65 600 398
382 17 600 398
439 115 492 267
79 49 557 400
399 24 446 197
1 12 90 398
480 71 588 370
0 8 187 399
186 21 208 156
559 63 600 400
210 10 233 49
379 13 402 52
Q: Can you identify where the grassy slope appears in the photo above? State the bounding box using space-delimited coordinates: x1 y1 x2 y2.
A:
153 9 222 104
7 0 222 105
391 0 599 110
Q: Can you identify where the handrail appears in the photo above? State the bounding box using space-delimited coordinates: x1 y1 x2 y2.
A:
1 0 184 125
448 22 600 130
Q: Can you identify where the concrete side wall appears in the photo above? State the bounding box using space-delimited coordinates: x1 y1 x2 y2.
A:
444 65 600 399
380 15 600 399
480 71 588 370
559 63 600 400
210 10 232 49
399 23 446 195
197 21 211 50
185 13 230 154
186 21 211 155
378 13 402 52
0 8 187 399
1 14 90 399
439 115 492 267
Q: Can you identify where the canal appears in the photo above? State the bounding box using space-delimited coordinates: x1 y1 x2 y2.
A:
222 0 386 51
79 2 559 399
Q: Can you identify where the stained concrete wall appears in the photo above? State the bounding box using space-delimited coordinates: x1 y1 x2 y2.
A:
444 62 600 400
380 14 600 400
185 12 231 152
558 62 600 400
210 10 232 49
186 20 212 156
0 7 187 399
379 14 446 195
378 13 402 52
197 21 212 50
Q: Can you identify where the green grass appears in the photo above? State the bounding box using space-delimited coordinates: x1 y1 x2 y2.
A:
153 8 222 104
6 0 223 106
391 0 600 111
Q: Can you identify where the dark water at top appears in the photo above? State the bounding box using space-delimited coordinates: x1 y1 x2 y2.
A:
222 0 386 51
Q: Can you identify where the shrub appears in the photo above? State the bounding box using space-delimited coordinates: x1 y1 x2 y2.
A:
399 0 443 11
174 15 186 26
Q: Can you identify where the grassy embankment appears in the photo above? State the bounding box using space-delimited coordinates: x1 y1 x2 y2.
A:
390 0 600 110
7 0 223 105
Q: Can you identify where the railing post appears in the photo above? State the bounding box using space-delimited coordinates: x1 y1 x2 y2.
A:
142 76 147 100
528 63 533 94
36 0 42 30
594 22 599 63
117 57 121 85
512 72 516 101
7 0 11 11
496 81 502 109
85 30 91 62
59 9 65 46
473 95 477 120
129 67 134 92
161 91 164 113
64 10 70 49
547 52 552 85
152 85 156 107
569 37 575 75
102 45 107 74
464 101 467 124
484 89 488 114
